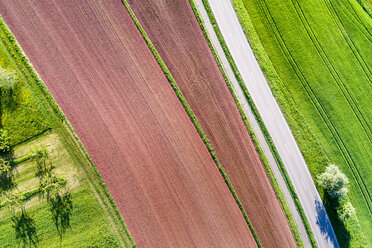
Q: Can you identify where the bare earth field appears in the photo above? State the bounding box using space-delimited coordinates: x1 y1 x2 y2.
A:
0 0 257 247
127 0 297 247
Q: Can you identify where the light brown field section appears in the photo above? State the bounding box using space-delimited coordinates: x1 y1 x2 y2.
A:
127 0 297 247
0 0 258 247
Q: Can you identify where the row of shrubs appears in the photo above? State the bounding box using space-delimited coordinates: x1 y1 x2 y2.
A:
317 164 356 223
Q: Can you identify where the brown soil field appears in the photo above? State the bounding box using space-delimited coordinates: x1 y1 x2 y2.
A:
127 0 297 247
0 0 258 247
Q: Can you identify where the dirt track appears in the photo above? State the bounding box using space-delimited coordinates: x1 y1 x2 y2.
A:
0 0 258 246
127 0 297 247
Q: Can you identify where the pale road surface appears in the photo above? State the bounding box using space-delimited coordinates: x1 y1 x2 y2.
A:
193 0 311 247
195 0 339 247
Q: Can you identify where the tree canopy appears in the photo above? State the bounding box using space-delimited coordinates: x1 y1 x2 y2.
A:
317 164 349 199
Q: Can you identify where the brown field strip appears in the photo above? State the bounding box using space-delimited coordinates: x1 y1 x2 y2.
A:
127 0 297 247
0 0 258 247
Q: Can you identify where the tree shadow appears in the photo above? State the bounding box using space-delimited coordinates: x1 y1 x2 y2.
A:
2 87 18 112
49 191 73 243
320 195 351 248
315 198 340 247
0 150 16 193
0 170 15 192
12 209 39 247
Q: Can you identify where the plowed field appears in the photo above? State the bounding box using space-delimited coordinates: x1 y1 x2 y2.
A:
0 0 257 247
127 0 296 247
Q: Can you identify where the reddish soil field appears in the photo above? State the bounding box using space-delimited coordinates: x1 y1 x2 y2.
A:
0 0 258 247
127 0 297 247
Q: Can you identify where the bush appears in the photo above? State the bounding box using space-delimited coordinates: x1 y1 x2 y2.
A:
337 201 356 223
317 164 349 199
0 157 11 174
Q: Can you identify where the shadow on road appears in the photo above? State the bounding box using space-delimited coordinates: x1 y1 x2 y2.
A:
315 199 340 248
321 195 352 248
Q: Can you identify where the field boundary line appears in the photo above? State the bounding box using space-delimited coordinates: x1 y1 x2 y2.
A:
326 0 372 77
189 0 308 247
336 0 372 42
326 0 372 76
0 16 136 248
345 0 372 38
120 0 264 247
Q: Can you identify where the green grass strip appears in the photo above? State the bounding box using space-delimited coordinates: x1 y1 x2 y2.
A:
120 0 262 247
189 0 304 247
200 0 318 247
0 16 136 248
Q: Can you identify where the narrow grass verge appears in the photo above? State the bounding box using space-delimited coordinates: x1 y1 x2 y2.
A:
120 0 262 247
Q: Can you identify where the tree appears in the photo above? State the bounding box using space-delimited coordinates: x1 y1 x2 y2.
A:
39 175 66 201
0 129 11 154
1 190 23 213
0 157 11 174
337 201 356 223
317 164 349 199
31 147 53 179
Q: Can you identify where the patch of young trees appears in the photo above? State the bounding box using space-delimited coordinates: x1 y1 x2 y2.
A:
32 146 74 245
1 134 73 246
317 164 356 223
0 129 38 247
0 66 73 245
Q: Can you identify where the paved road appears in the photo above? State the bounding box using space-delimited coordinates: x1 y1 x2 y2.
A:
193 0 311 246
198 0 339 247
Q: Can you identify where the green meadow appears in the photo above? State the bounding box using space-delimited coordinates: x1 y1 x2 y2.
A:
234 0 372 246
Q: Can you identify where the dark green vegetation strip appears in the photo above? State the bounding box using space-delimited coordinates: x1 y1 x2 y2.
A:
356 0 372 17
0 16 135 247
120 0 263 247
189 1 304 247
234 0 372 246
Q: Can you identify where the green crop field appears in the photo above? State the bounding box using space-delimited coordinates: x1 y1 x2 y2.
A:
0 18 134 247
234 0 371 246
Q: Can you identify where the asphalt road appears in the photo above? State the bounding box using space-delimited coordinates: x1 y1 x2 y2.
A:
200 0 339 247
193 0 311 246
